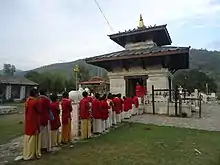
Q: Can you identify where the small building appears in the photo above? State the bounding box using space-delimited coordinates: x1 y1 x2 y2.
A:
85 15 190 97
0 76 38 100
79 76 109 94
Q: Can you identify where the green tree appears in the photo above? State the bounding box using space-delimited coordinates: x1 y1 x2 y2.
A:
78 65 90 81
24 71 41 83
173 70 217 93
3 64 16 76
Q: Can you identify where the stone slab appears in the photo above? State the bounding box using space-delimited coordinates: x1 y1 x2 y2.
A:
0 106 18 115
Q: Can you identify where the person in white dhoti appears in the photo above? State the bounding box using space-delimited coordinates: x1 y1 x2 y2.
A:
111 95 117 125
38 89 52 152
91 93 102 134
113 94 122 124
107 94 113 127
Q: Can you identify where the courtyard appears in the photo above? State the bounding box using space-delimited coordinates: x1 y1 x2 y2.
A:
0 103 220 165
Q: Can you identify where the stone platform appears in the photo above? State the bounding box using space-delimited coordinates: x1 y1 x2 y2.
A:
0 106 18 115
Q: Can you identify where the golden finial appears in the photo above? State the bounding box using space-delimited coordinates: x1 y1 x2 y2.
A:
138 14 145 28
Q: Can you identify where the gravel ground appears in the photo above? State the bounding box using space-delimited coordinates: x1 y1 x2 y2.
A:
127 104 220 131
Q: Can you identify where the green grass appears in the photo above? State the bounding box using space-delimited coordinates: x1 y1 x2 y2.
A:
0 103 24 144
14 123 220 165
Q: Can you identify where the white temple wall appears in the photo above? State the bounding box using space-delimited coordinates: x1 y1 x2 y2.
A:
109 75 125 96
108 66 172 95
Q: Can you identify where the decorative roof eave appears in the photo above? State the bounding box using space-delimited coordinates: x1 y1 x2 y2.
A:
108 24 167 38
85 46 190 63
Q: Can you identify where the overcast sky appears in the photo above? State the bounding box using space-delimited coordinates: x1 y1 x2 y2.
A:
1 0 220 70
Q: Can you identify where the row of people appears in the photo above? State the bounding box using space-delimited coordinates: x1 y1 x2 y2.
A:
23 89 139 160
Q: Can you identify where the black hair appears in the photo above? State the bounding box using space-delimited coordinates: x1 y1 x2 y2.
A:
123 96 126 100
118 93 122 98
39 89 47 95
30 88 37 97
95 93 100 99
107 93 112 99
50 93 58 102
82 91 88 97
62 92 69 98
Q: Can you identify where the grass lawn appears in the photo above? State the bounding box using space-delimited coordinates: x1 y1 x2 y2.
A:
15 123 220 165
0 103 24 144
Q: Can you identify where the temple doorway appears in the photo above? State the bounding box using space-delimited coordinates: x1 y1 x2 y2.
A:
125 75 148 97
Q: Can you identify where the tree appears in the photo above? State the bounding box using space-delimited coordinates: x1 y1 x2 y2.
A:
25 71 41 83
173 70 217 93
3 64 16 76
78 65 90 82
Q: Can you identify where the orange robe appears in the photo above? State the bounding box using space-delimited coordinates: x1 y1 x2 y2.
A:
61 98 72 143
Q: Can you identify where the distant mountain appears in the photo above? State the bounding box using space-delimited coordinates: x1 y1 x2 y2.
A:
15 59 107 78
16 49 220 89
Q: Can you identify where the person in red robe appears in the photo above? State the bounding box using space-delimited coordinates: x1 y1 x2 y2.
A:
136 82 142 97
123 96 130 119
79 91 91 139
127 97 133 118
107 93 114 127
132 96 139 115
118 94 124 120
113 95 121 124
111 94 117 125
92 93 102 134
100 94 109 132
61 92 73 143
50 93 61 147
23 88 41 160
38 89 51 152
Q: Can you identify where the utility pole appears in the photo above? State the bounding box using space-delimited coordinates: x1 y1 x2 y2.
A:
74 65 80 91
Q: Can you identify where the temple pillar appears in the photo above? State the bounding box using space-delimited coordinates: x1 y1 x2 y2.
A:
20 86 26 100
5 85 12 100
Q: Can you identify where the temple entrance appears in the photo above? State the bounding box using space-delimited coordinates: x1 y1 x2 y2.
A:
125 75 148 97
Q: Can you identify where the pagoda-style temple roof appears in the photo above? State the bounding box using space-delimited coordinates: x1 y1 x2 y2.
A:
86 46 189 62
108 24 172 47
85 46 190 73
79 76 109 85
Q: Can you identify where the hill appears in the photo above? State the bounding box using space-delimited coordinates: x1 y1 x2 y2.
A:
16 49 220 86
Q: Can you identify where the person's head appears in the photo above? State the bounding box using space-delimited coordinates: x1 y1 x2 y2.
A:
95 93 100 99
50 93 58 102
30 88 37 97
82 91 88 98
107 93 112 99
131 95 134 98
101 95 106 101
123 96 126 100
118 93 121 98
62 92 69 98
39 89 47 95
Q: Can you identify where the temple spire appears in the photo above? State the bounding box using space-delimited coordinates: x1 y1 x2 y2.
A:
138 14 145 28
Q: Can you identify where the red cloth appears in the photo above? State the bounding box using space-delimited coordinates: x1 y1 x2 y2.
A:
38 95 51 126
61 98 72 125
136 85 142 97
25 97 40 135
123 98 130 112
113 97 121 114
133 96 139 108
92 98 101 119
87 96 93 102
119 98 123 112
79 97 90 119
100 100 109 120
50 101 61 130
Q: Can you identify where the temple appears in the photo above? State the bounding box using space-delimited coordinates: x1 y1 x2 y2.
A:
85 15 190 97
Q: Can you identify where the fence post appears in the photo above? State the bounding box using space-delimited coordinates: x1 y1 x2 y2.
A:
152 85 155 115
199 94 202 118
174 86 178 116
